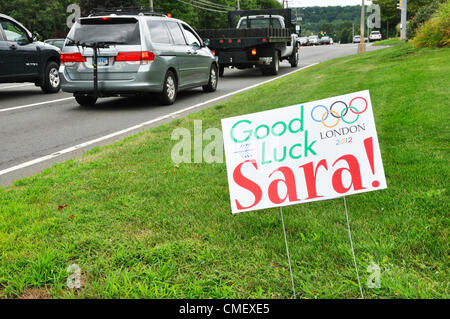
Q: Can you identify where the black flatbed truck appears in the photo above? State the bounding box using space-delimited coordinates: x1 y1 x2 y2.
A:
198 9 300 76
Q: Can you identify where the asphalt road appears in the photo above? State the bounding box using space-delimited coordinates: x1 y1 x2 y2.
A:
0 43 386 186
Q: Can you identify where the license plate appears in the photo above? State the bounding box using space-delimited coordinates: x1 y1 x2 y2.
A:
97 57 109 66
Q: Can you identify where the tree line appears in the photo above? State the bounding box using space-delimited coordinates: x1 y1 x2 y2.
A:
298 0 442 43
0 0 281 39
297 6 361 43
0 0 441 41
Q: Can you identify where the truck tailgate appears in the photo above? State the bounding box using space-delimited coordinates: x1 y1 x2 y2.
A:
219 51 248 64
198 28 292 48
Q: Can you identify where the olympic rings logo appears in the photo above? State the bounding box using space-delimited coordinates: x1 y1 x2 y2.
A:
310 96 368 128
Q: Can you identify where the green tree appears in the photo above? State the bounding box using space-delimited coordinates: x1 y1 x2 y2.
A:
372 0 398 38
374 0 437 19
0 0 284 38
407 0 446 38
0 0 75 38
373 0 443 38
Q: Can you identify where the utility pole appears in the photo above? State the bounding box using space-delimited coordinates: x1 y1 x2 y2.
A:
357 0 366 53
400 0 407 40
237 0 240 10
387 19 389 38
149 0 153 12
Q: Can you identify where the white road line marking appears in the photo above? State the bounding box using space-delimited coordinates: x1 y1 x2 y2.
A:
0 63 317 177
0 97 74 113
0 83 35 89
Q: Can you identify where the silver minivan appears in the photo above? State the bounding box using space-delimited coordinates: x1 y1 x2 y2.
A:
60 12 218 106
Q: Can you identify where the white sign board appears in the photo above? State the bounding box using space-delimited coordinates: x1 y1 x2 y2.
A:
221 90 387 214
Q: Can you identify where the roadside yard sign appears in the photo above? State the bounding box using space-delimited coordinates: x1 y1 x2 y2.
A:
221 90 386 298
221 90 387 214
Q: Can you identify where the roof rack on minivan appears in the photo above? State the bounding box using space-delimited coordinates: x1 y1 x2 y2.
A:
89 7 166 17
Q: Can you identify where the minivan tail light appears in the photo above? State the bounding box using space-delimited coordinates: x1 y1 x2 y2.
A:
115 52 141 62
116 51 155 64
61 52 86 64
141 51 155 62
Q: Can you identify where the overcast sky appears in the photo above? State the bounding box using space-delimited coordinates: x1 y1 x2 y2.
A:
283 0 373 7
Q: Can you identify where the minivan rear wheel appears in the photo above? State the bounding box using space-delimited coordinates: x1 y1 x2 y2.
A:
75 94 97 106
160 71 177 105
202 64 218 93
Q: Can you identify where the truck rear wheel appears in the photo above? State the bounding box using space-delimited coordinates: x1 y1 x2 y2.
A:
262 50 279 76
290 45 299 67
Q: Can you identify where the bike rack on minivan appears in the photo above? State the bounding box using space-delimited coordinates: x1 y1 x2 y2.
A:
66 38 114 98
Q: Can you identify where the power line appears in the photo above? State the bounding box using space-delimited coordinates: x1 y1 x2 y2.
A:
175 0 229 13
175 0 228 13
196 0 233 10
194 0 233 10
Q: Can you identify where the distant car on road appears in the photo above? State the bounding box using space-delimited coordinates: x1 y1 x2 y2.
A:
353 35 361 43
0 13 61 93
60 9 218 106
298 36 309 46
44 38 65 50
369 30 382 42
320 36 331 45
308 35 319 46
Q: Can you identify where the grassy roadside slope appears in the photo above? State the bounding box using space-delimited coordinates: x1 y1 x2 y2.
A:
372 38 407 46
0 44 449 299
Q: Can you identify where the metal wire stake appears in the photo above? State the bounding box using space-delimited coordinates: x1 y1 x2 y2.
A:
343 196 364 299
280 207 296 298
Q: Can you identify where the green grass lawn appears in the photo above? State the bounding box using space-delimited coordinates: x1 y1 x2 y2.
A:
372 38 408 46
0 44 449 299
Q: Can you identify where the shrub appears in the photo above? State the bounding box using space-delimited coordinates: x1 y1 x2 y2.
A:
407 0 446 39
413 1 450 48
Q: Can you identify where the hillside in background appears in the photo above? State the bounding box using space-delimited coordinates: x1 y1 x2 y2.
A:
298 5 361 30
296 6 361 43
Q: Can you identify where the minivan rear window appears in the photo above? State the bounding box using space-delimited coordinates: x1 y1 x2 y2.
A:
147 21 171 44
166 22 186 45
66 18 140 45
